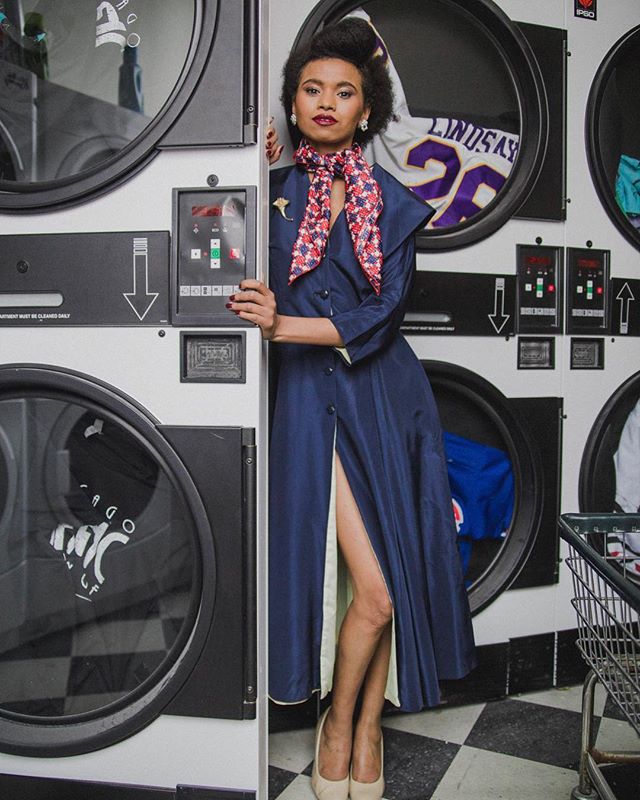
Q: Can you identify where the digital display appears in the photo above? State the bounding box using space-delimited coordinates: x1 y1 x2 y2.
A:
192 205 225 217
577 258 601 269
526 255 552 267
191 204 242 218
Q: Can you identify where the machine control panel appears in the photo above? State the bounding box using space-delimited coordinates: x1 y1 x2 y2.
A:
172 186 256 326
516 244 563 334
566 248 610 334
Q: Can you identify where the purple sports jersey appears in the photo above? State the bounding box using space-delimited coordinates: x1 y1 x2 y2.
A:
348 8 520 227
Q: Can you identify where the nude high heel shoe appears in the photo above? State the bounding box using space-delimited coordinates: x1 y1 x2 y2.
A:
310 707 350 800
349 733 385 800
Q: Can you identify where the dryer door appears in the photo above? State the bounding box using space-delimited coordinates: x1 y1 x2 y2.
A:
422 361 555 614
587 25 640 252
291 0 552 249
579 371 640 584
0 0 257 210
0 365 251 757
580 370 640 515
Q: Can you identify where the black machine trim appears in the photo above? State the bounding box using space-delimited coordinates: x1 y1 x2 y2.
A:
0 774 256 800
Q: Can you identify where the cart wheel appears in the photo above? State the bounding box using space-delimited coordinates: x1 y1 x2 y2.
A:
570 787 599 800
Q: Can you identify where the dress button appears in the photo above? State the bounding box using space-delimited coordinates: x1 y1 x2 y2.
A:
319 289 330 299
327 404 336 415
324 366 334 376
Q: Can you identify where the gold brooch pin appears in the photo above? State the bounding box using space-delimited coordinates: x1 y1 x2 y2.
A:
273 197 293 221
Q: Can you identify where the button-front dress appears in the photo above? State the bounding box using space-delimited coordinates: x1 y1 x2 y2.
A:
268 162 476 712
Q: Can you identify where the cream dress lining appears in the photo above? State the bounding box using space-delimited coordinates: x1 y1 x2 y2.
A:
319 442 400 706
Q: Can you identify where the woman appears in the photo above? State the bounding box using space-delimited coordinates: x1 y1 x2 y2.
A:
230 18 476 800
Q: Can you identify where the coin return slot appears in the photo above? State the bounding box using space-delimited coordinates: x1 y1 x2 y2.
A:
180 332 246 383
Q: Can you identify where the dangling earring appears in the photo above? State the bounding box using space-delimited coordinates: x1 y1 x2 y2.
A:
290 112 297 126
358 118 369 132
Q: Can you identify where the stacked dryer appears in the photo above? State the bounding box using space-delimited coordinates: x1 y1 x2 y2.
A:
0 1 268 798
268 0 640 715
563 7 640 568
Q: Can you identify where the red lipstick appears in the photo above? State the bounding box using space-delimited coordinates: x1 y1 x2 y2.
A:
313 115 337 126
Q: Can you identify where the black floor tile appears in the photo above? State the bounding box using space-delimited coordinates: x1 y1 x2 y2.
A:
599 764 640 800
602 692 636 723
381 727 459 800
464 698 590 770
268 766 297 800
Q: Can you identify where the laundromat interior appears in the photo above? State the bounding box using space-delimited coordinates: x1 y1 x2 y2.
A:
0 0 639 798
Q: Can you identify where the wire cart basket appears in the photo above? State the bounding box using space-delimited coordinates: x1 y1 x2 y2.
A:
560 513 640 800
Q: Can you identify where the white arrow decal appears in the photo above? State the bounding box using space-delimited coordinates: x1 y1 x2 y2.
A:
488 277 510 334
123 237 159 321
616 282 635 335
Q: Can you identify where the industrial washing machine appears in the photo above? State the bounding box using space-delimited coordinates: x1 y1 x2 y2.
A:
268 0 588 716
0 1 269 798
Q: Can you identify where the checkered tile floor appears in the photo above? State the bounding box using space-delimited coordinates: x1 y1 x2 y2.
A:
269 684 640 799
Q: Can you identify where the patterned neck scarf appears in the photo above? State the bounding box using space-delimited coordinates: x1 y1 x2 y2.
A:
290 140 383 295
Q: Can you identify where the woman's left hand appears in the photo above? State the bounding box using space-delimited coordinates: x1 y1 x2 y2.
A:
266 119 284 165
228 279 279 339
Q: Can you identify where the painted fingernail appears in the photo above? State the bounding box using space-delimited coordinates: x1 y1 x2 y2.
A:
230 294 236 300
267 130 274 139
225 303 233 309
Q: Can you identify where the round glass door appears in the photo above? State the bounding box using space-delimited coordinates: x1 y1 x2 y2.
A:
293 0 548 249
423 361 543 614
587 25 640 252
0 0 198 208
580 371 640 584
0 367 213 755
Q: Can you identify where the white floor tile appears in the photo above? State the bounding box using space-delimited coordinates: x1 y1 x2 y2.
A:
595 716 640 754
272 774 316 800
516 683 607 716
430 746 578 800
382 702 485 745
269 728 315 773
274 772 391 800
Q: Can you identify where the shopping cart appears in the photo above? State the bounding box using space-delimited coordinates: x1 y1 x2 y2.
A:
559 513 640 800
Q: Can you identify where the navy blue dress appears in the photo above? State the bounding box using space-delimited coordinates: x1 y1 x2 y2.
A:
268 163 476 712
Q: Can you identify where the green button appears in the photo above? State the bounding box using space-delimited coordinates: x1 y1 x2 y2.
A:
210 248 220 258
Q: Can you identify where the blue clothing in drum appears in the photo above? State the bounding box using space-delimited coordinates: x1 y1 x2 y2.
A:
268 163 476 712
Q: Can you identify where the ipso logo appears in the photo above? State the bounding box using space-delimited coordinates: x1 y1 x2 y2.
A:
574 0 597 20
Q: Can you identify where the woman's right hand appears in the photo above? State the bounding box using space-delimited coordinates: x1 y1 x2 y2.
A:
266 119 284 165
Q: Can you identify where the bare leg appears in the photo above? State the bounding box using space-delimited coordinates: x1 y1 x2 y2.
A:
351 621 391 781
317 454 392 781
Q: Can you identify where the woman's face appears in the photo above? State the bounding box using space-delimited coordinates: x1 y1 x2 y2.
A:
292 58 370 154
